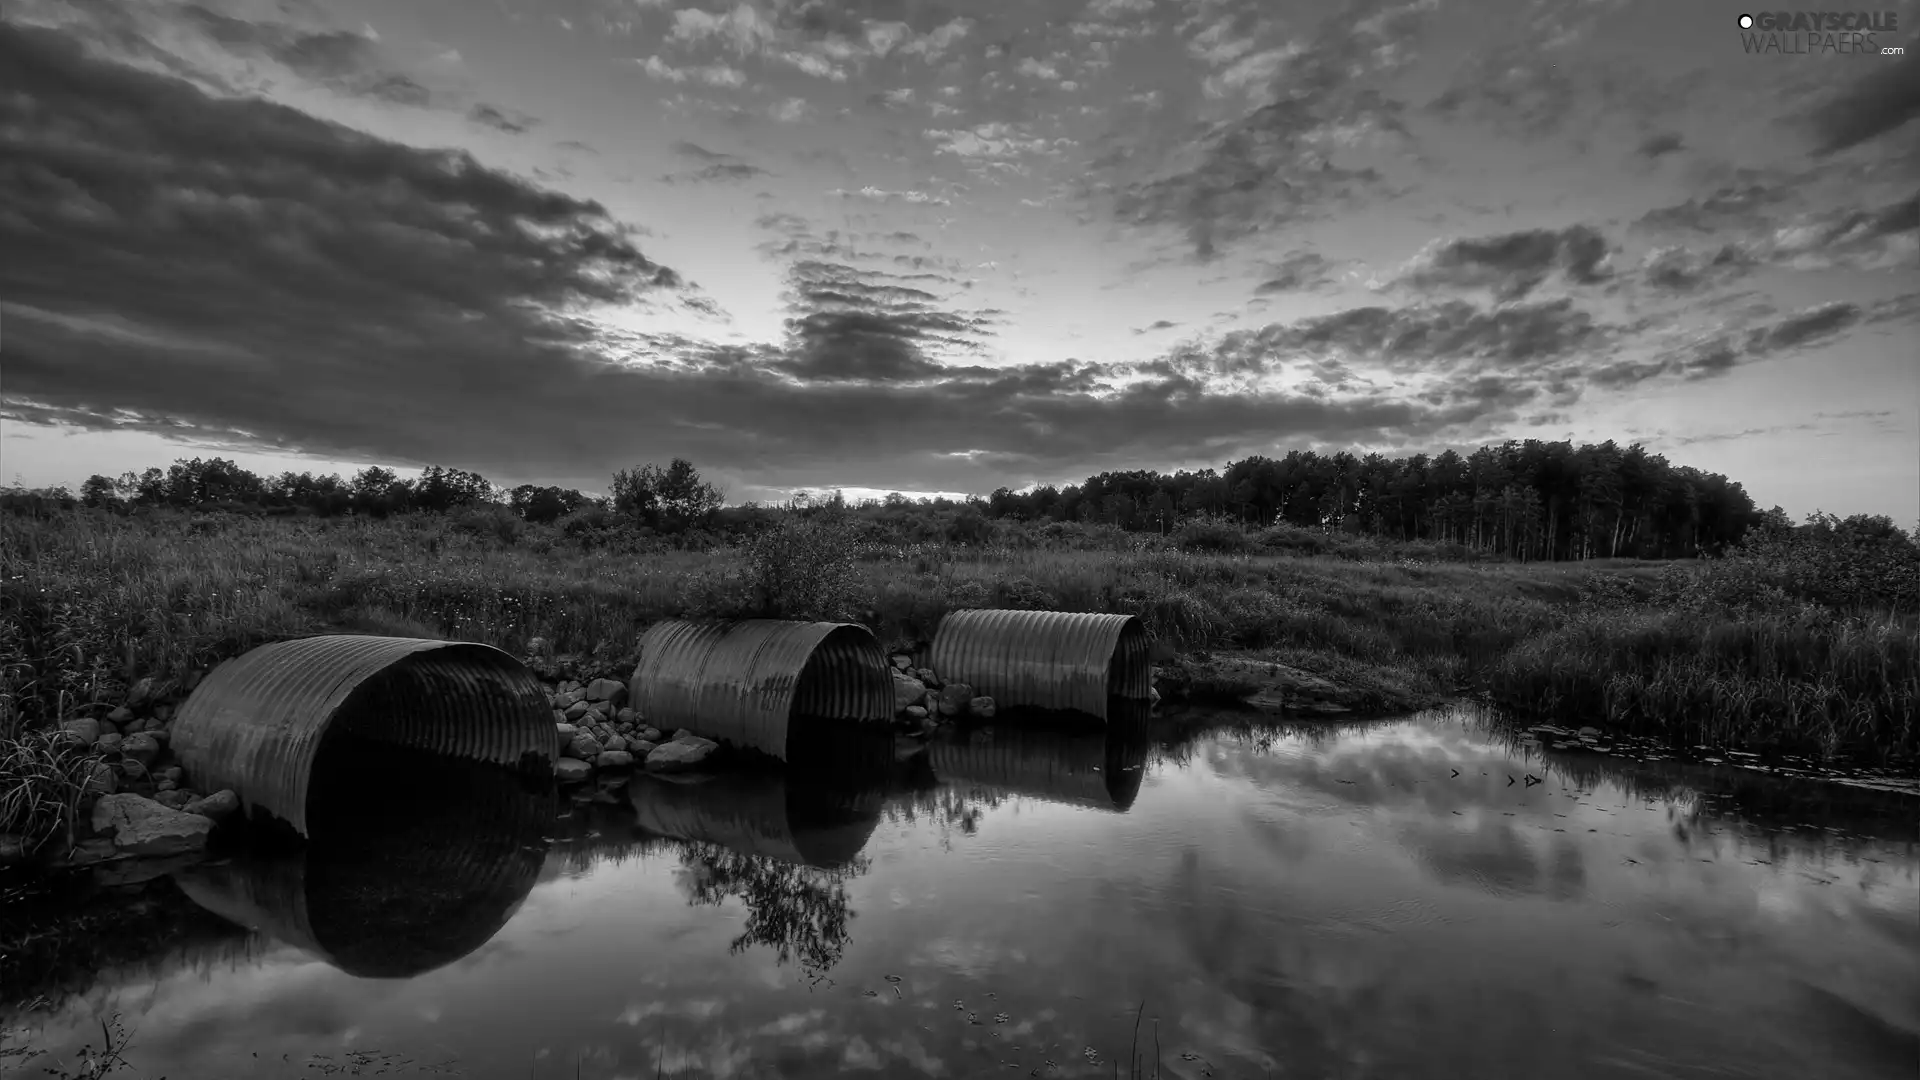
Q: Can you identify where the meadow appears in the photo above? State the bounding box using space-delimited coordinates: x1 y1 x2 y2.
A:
4 497 1913 766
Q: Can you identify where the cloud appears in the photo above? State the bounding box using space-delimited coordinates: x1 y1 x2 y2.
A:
1636 132 1683 158
1253 251 1341 294
1393 225 1615 300
829 186 952 206
468 103 538 133
635 54 750 87
659 140 771 183
170 2 436 104
1635 244 1757 294
1801 34 1920 156
1087 0 1432 259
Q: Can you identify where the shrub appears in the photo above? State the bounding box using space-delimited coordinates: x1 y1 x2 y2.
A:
1172 515 1256 554
740 515 868 622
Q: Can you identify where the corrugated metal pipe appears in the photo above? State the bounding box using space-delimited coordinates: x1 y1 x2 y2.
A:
929 610 1153 719
170 636 557 838
629 619 895 761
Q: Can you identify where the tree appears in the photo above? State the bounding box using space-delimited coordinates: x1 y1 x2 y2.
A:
79 474 120 508
611 458 724 532
413 466 495 513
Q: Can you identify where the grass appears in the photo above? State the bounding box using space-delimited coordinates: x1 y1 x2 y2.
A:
1 504 1913 807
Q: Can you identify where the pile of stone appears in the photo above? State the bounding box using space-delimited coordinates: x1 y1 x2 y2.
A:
23 671 245 868
543 675 717 783
887 653 993 734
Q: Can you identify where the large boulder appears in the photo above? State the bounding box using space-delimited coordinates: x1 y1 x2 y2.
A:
88 794 212 857
645 736 718 773
595 750 635 769
893 673 928 713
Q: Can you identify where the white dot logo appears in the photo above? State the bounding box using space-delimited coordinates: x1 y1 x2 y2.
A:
1738 13 1754 28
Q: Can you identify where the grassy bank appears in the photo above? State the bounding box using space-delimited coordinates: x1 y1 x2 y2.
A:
2 504 1914 826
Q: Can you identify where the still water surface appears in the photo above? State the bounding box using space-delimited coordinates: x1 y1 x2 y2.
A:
15 707 1920 1080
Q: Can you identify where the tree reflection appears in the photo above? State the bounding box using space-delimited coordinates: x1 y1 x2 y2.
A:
676 843 870 976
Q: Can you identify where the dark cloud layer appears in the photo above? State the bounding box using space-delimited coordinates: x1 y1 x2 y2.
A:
1803 35 1920 155
0 20 1531 495
1394 226 1613 300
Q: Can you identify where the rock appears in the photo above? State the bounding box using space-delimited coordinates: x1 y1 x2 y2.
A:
936 683 975 718
673 728 695 741
126 677 158 708
59 718 103 747
552 708 569 724
155 778 177 793
527 636 549 656
968 696 996 719
183 790 240 821
554 757 593 782
585 678 627 704
117 759 149 783
904 705 928 721
891 654 913 671
122 732 163 766
564 700 592 722
1160 653 1376 714
640 727 663 743
595 750 635 769
567 731 605 760
616 707 636 725
81 763 117 796
0 835 28 866
153 790 194 811
106 706 134 725
914 667 941 689
98 733 124 755
64 838 120 866
893 673 928 712
561 688 588 707
152 703 173 722
89 793 212 857
646 737 717 773
603 735 629 753
1578 726 1601 737
158 766 184 785
555 723 579 756
1149 686 1161 705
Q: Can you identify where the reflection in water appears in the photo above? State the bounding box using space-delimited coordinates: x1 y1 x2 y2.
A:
926 699 1153 812
18 706 1919 1080
631 721 928 977
175 737 552 979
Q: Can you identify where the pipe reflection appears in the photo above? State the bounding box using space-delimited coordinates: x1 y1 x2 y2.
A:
927 699 1154 812
174 737 553 978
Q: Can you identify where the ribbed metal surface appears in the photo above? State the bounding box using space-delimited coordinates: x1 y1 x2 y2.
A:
630 620 894 760
927 718 1152 812
629 774 882 868
929 610 1152 718
170 635 556 838
172 751 552 978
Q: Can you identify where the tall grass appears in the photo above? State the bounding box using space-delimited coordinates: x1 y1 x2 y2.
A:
3 505 1915 763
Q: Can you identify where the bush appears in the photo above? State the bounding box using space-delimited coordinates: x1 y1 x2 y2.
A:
740 515 868 622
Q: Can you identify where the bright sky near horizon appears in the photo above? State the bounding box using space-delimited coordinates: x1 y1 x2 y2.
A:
1 0 1915 518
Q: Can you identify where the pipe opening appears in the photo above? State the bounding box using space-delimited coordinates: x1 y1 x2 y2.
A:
1106 620 1153 699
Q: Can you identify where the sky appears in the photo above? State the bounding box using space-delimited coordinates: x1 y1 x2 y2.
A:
0 0 1915 518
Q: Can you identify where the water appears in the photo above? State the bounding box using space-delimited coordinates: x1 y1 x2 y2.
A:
9 707 1918 1080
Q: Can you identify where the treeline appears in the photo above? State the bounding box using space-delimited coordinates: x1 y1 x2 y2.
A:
4 437 1874 562
986 440 1765 560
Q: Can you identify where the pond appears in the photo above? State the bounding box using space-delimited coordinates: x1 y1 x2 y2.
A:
8 706 1917 1080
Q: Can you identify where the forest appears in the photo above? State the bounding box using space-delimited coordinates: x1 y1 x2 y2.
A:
43 437 1767 562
